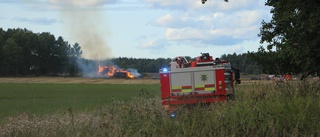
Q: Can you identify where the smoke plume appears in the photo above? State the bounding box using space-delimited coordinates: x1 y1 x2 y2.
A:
51 0 113 60
49 0 141 78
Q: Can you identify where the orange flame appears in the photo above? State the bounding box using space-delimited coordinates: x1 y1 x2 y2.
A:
97 65 135 79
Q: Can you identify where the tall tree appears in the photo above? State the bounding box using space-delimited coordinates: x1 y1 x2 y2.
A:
37 32 56 75
221 53 261 74
70 43 82 75
72 43 82 58
3 38 23 75
11 28 38 75
254 0 320 79
0 28 5 74
52 36 69 73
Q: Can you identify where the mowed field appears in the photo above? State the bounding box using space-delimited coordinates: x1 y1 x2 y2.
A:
0 77 160 84
0 77 160 120
0 77 319 136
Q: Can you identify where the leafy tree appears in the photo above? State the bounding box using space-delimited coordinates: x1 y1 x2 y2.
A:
72 42 82 58
0 28 5 74
0 28 83 76
248 47 283 74
36 32 56 75
221 53 261 74
52 36 70 73
3 38 23 75
70 43 83 75
11 28 38 75
253 0 320 79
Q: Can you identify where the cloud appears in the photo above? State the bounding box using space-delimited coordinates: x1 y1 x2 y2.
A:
225 45 246 53
144 0 262 11
154 10 264 45
165 28 207 40
152 13 203 28
12 17 58 25
144 0 197 10
165 27 244 45
139 39 167 49
138 39 168 54
143 0 227 11
148 0 271 47
0 0 20 4
48 0 117 7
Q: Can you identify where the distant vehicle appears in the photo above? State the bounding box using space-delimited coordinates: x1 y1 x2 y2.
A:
151 76 159 79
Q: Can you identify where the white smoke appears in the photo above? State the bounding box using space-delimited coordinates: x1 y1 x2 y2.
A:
48 0 115 7
76 59 99 77
48 0 142 78
50 0 114 60
127 68 142 78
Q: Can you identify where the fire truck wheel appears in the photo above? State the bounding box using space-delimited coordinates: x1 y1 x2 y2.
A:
227 94 235 101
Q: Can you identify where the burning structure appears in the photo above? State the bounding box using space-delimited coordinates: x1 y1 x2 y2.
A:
76 59 141 78
97 65 136 79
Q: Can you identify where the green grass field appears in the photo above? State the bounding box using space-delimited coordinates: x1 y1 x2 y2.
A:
0 80 320 136
0 83 159 119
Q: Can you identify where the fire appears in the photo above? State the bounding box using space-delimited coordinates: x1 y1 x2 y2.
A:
97 65 135 79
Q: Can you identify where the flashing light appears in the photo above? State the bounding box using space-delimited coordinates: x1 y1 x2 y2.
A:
163 68 168 72
170 113 176 118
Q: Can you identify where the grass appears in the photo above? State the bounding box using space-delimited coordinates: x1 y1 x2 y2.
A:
0 83 159 120
0 80 320 136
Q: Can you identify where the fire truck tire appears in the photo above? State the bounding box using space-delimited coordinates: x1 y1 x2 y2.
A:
227 94 235 101
236 79 241 84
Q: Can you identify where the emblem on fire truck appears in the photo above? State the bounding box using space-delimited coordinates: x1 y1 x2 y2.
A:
200 73 208 82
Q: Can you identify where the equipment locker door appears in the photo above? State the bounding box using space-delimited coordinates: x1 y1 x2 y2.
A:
170 72 192 95
193 70 216 93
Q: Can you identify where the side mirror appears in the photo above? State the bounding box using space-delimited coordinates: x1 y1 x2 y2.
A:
233 68 241 84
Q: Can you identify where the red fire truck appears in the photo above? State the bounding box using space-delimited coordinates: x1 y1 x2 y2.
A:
160 53 240 113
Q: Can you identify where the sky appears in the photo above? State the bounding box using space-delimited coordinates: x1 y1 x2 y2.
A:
0 0 272 60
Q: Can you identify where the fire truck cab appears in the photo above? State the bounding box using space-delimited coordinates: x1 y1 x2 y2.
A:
160 53 240 108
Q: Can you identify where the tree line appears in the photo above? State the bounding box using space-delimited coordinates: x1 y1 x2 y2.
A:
110 54 259 74
0 28 260 76
0 28 82 76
